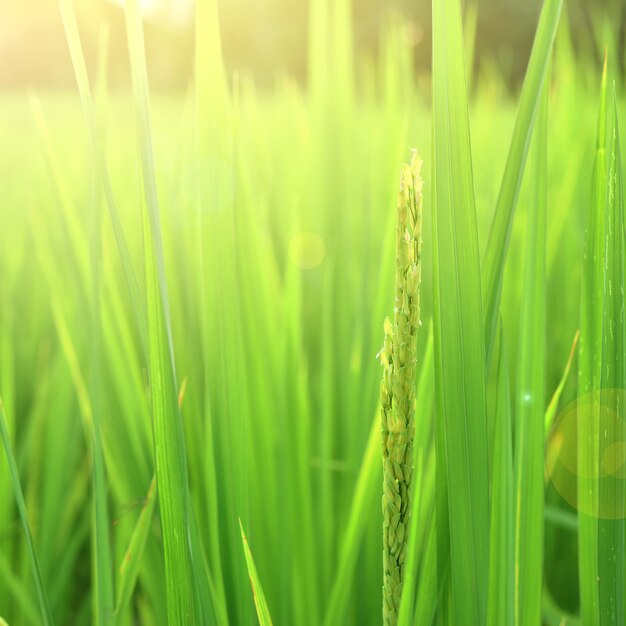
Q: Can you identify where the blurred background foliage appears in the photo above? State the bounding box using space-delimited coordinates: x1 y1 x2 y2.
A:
0 0 624 624
3 0 624 91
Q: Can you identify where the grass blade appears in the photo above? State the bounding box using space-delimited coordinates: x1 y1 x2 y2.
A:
597 92 626 626
322 413 381 626
88 86 114 626
0 554 42 626
239 521 274 626
544 330 579 437
113 477 156 625
123 1 196 622
486 328 514 626
482 0 563 360
432 0 490 621
194 1 231 620
412 518 439 626
58 0 146 352
0 400 54 626
188 503 219 626
513 75 548 626
50 294 114 625
577 56 608 626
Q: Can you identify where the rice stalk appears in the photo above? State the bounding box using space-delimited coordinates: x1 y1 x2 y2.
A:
379 151 423 626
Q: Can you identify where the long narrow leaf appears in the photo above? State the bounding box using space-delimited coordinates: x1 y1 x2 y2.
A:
412 518 439 626
322 413 380 626
123 1 196 622
58 0 146 353
577 56 608 626
597 93 626 626
89 93 114 626
240 521 274 626
482 0 563 361
486 328 514 626
513 75 548 626
432 0 490 622
194 0 229 616
0 400 54 626
544 330 579 437
50 294 114 625
113 477 156 625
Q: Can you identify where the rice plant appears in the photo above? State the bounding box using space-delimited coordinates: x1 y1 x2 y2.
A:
0 0 625 624
379 152 423 626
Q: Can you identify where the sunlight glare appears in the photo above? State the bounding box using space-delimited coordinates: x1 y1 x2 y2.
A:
107 0 193 26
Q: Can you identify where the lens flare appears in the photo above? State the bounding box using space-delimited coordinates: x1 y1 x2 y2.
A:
546 389 626 520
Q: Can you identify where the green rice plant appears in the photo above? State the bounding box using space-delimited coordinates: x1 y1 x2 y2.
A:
597 93 625 626
2 0 625 623
50 295 113 625
430 0 565 621
123 0 197 622
481 0 563 361
577 55 608 626
113 476 157 625
486 329 514 626
545 331 579 436
322 415 381 626
395 449 424 626
0 401 54 626
432 0 489 620
513 74 548 626
58 0 146 351
193 3 229 618
239 521 274 626
379 152 423 626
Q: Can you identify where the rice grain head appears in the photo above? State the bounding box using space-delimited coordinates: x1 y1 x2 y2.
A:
380 151 423 626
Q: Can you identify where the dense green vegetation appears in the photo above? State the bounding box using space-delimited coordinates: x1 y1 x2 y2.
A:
0 0 625 624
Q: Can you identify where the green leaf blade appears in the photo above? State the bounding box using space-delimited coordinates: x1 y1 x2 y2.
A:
239 521 274 626
0 400 54 626
513 77 548 626
577 58 608 626
482 0 563 361
123 1 196 623
113 477 157 625
486 330 514 626
432 0 490 622
597 94 626 626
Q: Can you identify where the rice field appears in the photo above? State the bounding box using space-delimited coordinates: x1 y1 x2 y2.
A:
0 0 625 624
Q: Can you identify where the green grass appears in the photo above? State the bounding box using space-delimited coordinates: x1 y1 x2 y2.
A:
577 55 608 626
513 72 548 626
597 92 626 626
239 521 273 626
0 0 625 624
431 0 490 620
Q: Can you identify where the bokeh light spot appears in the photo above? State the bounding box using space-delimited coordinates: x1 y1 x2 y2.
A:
546 390 626 519
602 441 626 477
288 232 326 269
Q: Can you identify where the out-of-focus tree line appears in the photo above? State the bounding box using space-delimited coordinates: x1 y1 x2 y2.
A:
2 0 624 91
